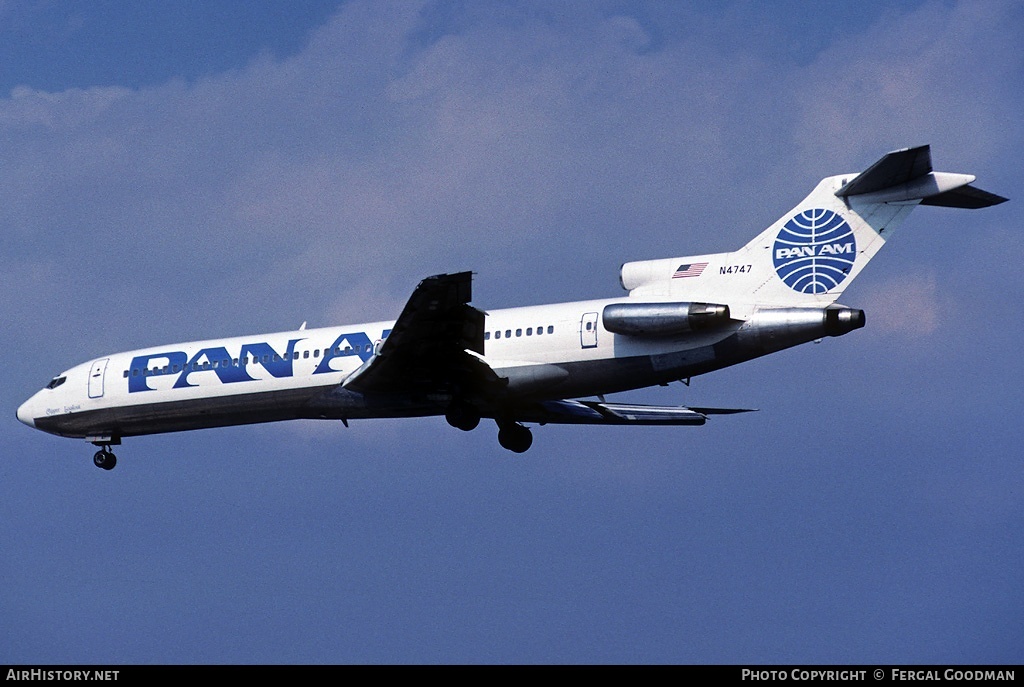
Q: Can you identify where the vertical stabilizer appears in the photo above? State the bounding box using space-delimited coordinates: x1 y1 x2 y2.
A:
621 146 1006 308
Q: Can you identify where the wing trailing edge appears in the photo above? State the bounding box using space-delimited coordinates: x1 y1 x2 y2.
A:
507 399 757 426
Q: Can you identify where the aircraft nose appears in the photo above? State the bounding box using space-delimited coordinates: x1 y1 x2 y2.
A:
16 399 36 428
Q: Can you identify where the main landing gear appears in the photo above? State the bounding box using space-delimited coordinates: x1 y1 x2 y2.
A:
445 401 481 432
445 402 534 453
497 421 533 454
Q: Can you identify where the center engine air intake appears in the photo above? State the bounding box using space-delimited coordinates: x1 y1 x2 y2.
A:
603 302 731 337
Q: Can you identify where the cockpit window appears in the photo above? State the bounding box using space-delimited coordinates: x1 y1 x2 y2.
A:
46 376 67 390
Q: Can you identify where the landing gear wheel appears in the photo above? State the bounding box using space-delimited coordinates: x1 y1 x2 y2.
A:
446 402 481 432
93 450 117 470
497 423 533 453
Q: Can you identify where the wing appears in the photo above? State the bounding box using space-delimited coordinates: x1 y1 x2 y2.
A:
503 399 756 426
342 272 754 424
342 272 501 395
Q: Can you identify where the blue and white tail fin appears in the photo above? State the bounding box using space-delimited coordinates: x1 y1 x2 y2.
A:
621 145 1006 308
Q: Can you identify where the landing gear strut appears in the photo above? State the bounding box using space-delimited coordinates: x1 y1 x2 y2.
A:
89 436 120 471
93 449 117 470
497 422 533 453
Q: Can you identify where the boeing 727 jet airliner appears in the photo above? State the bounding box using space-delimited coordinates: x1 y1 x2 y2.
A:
17 146 1006 469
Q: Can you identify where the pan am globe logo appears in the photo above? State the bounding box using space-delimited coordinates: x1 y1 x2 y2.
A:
773 209 857 294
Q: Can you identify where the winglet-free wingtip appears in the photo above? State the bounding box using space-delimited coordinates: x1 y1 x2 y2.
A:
689 407 759 415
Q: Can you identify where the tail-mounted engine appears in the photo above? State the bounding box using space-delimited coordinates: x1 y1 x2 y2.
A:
603 302 732 337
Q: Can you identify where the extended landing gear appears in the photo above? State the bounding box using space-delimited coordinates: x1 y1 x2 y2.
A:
445 403 533 453
89 436 121 471
445 401 481 432
497 422 533 454
93 449 117 471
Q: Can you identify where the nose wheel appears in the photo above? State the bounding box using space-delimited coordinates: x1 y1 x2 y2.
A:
93 449 117 470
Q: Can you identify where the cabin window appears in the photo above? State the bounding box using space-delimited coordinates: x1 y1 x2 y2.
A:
526 328 532 336
484 332 490 341
547 326 554 334
515 328 521 337
303 350 309 359
505 330 511 338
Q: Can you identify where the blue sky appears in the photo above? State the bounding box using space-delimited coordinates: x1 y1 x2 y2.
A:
2 0 1021 664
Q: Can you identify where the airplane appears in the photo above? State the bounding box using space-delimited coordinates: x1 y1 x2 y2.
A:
16 145 1006 470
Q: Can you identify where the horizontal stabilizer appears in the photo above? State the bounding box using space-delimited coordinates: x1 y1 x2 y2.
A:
920 184 1008 208
836 145 933 197
834 144 1006 209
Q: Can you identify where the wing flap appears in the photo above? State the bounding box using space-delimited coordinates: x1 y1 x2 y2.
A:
508 399 756 426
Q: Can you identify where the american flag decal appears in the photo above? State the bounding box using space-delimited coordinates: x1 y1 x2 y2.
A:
672 262 708 278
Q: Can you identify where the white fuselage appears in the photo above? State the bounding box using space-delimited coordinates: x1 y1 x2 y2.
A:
17 296 743 441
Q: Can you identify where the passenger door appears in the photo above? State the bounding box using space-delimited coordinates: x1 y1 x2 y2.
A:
580 312 598 349
88 358 109 399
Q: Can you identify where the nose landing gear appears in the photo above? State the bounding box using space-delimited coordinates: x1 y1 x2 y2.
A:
88 436 121 471
92 449 117 470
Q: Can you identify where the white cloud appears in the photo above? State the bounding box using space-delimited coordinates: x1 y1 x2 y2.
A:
858 272 944 337
1 0 1019 349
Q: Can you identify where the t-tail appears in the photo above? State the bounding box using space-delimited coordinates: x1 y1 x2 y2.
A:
620 145 1007 311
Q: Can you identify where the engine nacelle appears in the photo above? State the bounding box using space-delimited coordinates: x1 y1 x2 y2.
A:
737 306 865 353
603 302 731 337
